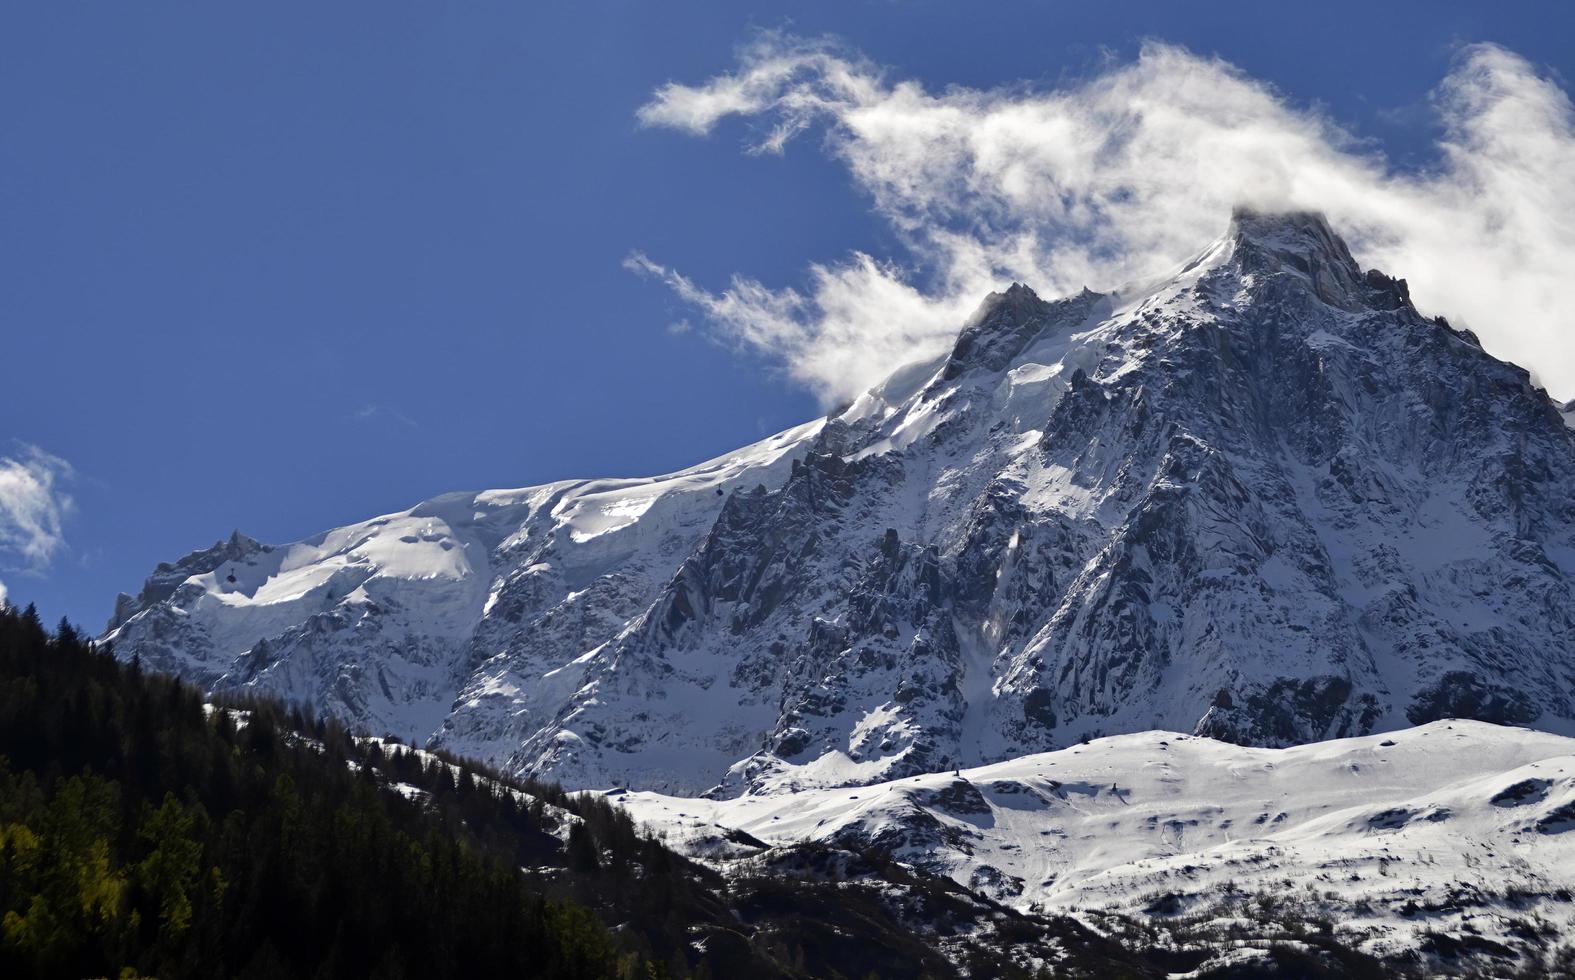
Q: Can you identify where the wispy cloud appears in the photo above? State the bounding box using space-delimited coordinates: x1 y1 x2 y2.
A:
0 444 75 602
349 404 421 430
635 34 1575 402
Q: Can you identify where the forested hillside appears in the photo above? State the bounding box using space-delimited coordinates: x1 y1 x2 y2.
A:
0 600 647 978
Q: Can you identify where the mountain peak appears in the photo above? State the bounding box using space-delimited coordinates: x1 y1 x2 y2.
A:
1227 206 1357 271
1223 206 1412 311
972 281 1047 319
1228 205 1338 242
938 282 1108 384
106 529 271 632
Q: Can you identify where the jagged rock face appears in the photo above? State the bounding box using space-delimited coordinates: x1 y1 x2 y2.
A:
104 210 1575 795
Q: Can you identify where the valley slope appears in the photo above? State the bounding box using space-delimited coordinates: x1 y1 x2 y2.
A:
621 719 1575 966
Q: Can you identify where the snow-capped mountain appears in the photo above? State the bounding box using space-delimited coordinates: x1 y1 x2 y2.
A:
105 209 1575 796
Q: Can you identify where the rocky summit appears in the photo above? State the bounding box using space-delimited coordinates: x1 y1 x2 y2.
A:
105 210 1575 796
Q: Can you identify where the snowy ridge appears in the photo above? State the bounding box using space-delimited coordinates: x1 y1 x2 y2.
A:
620 720 1575 964
106 209 1575 798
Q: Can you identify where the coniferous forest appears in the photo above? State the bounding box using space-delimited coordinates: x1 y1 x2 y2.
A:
0 601 636 979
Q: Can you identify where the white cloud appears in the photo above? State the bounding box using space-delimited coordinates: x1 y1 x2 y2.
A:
349 404 420 430
626 249 972 399
0 444 74 576
636 36 1575 403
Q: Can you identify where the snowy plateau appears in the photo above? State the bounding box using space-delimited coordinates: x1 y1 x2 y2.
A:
105 210 1575 969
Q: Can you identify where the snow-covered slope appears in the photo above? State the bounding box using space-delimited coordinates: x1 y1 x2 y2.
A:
105 421 820 744
620 720 1575 965
106 209 1575 796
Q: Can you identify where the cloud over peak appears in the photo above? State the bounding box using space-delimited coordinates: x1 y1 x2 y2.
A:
635 35 1575 403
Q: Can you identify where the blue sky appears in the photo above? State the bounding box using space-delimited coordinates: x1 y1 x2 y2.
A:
4 1 1572 627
